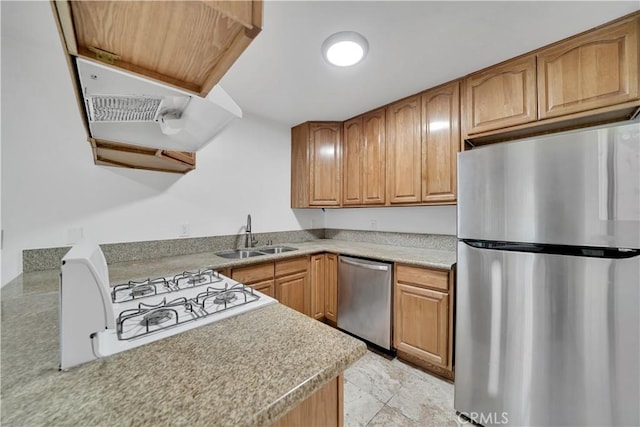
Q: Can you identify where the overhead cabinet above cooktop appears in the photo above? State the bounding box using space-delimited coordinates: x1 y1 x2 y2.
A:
51 0 263 174
54 0 263 96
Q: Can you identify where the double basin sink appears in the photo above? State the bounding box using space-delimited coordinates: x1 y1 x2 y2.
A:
216 246 298 259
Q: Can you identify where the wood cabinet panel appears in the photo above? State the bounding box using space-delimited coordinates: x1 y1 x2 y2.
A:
324 254 338 323
276 271 309 316
275 256 309 277
291 124 310 208
310 254 326 320
342 117 363 205
395 283 449 366
247 279 274 298
231 262 274 284
309 123 342 206
64 1 262 96
396 264 449 292
291 121 342 208
464 55 537 136
386 96 422 204
362 108 386 205
421 81 459 203
342 108 386 206
538 16 639 119
90 138 196 174
273 375 343 427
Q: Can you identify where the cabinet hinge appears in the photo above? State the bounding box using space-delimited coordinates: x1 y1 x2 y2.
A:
88 46 121 65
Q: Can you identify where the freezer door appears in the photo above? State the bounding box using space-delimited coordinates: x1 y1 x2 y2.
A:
455 242 640 426
457 122 640 249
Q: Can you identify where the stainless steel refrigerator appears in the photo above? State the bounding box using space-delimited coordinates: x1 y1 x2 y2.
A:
455 121 640 426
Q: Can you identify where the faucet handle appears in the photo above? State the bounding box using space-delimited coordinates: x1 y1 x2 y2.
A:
266 239 273 246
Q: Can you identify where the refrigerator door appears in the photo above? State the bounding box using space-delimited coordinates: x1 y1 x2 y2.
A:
455 242 640 426
458 122 640 249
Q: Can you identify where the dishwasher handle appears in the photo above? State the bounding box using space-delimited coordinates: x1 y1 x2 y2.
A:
339 256 390 271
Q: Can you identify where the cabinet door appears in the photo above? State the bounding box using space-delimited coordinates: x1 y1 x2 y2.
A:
395 283 449 366
386 96 422 204
310 254 326 320
276 271 309 316
362 108 386 205
421 81 459 203
309 122 341 206
464 55 537 136
291 123 310 208
342 117 363 205
324 254 338 323
248 279 275 298
63 1 262 97
538 16 639 119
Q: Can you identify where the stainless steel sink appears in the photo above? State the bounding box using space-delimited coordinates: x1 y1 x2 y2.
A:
257 246 298 255
216 250 265 259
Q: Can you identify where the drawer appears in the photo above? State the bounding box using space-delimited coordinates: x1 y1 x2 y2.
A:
396 264 449 292
248 279 275 298
231 263 274 284
275 256 308 277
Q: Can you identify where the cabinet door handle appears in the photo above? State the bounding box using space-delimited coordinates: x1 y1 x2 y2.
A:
339 257 390 271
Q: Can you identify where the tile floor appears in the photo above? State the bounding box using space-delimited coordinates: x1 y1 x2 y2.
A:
343 350 459 427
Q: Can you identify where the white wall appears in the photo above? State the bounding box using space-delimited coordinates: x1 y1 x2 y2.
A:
0 1 321 285
324 206 457 235
0 2 457 286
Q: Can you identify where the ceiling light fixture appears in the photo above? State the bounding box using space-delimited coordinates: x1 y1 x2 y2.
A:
321 31 369 67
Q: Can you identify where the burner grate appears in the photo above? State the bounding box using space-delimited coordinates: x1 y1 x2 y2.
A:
173 269 222 289
111 277 171 303
115 283 260 340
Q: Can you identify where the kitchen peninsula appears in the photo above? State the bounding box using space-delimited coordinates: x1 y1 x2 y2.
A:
1 263 365 426
1 237 456 425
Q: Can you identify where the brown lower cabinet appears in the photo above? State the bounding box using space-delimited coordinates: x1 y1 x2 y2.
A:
273 375 343 427
309 253 338 324
231 255 456 381
310 254 326 320
231 256 310 316
231 262 275 298
394 264 455 380
324 254 338 324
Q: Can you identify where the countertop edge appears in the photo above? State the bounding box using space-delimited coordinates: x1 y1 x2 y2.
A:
256 337 367 426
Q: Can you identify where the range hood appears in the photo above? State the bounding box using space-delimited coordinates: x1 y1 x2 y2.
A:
76 58 242 152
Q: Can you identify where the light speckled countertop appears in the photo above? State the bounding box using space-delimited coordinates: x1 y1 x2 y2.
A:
1 239 455 426
106 239 457 284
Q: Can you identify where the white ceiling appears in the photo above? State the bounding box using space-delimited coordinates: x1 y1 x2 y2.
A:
219 1 640 127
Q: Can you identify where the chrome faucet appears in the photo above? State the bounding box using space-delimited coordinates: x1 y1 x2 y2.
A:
245 214 258 248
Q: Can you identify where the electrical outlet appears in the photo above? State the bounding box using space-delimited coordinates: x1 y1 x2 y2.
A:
180 223 190 237
370 220 377 231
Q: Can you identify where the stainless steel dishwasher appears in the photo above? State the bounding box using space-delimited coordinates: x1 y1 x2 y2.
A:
338 255 393 351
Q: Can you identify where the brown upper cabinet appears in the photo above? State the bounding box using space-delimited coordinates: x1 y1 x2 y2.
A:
463 55 538 138
342 109 387 206
291 122 342 208
291 12 639 207
421 81 460 203
53 1 263 97
537 15 639 119
386 96 422 204
462 12 639 145
342 117 364 206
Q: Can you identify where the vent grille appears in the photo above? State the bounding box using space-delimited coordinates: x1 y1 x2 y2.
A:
86 96 162 122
